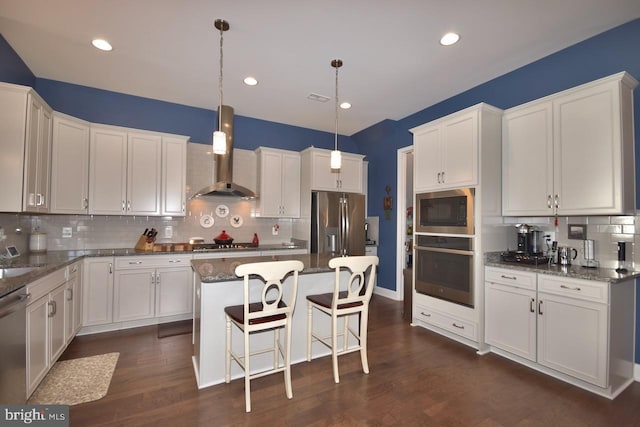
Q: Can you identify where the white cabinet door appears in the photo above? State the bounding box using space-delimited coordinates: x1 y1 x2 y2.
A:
64 262 82 343
306 148 364 192
537 291 608 387
337 154 363 193
257 148 301 217
553 80 624 215
412 105 482 192
502 101 554 216
114 268 156 322
49 284 67 363
310 149 340 190
127 133 162 215
82 257 114 326
26 295 49 397
485 282 537 361
89 128 128 215
23 93 52 213
51 114 90 214
155 267 192 317
441 110 477 189
413 125 442 191
161 137 187 216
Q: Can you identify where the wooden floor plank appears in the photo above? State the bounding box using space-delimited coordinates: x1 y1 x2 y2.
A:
61 295 640 426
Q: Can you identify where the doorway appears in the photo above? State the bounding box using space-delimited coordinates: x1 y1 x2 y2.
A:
396 146 413 306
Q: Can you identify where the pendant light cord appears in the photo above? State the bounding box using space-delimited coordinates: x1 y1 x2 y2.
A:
334 64 339 151
218 24 224 133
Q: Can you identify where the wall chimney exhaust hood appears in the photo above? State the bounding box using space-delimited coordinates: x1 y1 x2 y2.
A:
191 105 256 199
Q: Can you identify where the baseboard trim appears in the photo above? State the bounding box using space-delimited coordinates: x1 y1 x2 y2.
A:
374 285 400 300
635 362 640 381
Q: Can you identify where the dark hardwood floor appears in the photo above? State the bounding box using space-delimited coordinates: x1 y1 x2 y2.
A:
61 296 640 426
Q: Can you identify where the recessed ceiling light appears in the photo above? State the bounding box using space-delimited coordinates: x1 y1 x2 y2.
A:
340 102 351 109
440 32 460 46
243 76 258 86
92 38 113 51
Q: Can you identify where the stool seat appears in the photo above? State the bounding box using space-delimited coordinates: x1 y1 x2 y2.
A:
306 292 363 310
225 259 304 412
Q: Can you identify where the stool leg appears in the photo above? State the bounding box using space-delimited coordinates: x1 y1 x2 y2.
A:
306 302 312 362
332 313 340 383
342 314 349 351
360 309 370 374
225 316 231 383
244 329 251 412
284 320 293 399
274 327 279 370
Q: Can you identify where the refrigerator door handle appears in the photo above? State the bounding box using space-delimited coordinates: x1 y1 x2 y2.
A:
343 198 350 255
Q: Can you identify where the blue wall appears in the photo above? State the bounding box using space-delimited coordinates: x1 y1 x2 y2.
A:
353 18 640 363
34 78 357 153
0 35 35 86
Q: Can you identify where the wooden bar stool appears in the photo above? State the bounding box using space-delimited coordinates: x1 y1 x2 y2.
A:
306 255 379 383
226 260 304 412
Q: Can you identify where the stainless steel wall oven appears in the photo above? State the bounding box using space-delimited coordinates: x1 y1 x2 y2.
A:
414 235 474 308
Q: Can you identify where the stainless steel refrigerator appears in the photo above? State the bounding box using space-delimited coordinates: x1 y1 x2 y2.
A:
311 191 366 256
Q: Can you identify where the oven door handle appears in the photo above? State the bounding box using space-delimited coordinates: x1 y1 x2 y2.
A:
415 246 474 256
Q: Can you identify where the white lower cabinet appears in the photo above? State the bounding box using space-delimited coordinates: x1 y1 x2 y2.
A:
485 266 635 398
25 268 68 397
114 267 156 322
82 257 114 326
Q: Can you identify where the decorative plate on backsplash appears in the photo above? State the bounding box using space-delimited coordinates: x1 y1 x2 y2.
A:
199 214 214 228
230 215 243 228
215 205 229 218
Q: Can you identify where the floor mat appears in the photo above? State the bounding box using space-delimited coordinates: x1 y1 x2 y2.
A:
28 352 119 406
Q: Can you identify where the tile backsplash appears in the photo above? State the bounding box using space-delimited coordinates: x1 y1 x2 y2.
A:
503 215 640 269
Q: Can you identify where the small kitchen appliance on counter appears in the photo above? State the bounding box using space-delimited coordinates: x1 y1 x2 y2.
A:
616 241 629 273
582 239 598 268
557 246 578 266
29 231 47 253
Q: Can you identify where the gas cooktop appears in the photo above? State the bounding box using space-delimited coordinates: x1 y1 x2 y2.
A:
192 242 258 252
500 251 551 265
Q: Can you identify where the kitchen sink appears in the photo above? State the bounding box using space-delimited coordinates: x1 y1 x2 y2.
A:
0 266 41 280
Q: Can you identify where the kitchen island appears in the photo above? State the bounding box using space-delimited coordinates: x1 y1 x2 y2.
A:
191 253 359 389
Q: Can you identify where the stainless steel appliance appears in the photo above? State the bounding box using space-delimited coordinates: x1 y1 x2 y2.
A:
415 188 474 235
414 235 474 307
0 286 30 403
583 239 598 268
515 224 531 254
311 191 365 256
557 246 578 265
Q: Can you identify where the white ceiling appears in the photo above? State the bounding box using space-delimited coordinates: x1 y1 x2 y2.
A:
1 0 640 136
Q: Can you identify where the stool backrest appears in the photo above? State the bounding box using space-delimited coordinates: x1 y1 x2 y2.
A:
235 260 304 322
328 256 379 309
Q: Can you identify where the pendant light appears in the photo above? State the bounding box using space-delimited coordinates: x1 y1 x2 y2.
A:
212 19 229 155
330 59 343 170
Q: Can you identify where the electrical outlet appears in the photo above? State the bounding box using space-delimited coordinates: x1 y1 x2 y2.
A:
62 227 73 238
164 226 173 239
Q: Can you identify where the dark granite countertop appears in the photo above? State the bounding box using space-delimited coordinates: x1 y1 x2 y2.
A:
484 252 640 284
192 253 335 283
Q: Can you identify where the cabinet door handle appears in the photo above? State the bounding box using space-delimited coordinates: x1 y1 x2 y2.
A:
109 263 113 274
436 172 441 183
554 194 559 209
547 195 552 209
83 198 89 209
168 259 182 263
530 298 535 313
500 274 517 280
560 284 581 291
538 300 543 315
129 261 143 265
127 200 131 211
452 322 464 329
48 301 55 318
122 200 126 212
182 203 185 213
151 272 156 284
441 171 445 183
420 311 431 317
67 288 73 302
156 273 160 284
36 193 43 206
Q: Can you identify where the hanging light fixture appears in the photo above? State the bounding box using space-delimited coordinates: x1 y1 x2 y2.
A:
330 59 343 170
212 19 229 155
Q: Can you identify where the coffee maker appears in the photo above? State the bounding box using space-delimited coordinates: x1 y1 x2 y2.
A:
516 224 531 254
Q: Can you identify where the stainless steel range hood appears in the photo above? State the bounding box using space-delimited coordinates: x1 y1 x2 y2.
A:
191 105 256 199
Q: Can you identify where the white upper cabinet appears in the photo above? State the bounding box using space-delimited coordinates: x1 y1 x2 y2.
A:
411 104 499 192
256 147 301 218
161 137 187 216
302 147 364 193
51 113 90 214
0 83 52 213
89 125 186 216
89 127 128 215
502 72 638 216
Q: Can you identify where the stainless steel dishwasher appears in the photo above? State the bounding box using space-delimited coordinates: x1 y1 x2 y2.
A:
0 286 31 404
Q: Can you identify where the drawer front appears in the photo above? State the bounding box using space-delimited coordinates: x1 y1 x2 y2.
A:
537 274 608 304
485 267 537 290
414 305 477 341
26 268 67 303
115 255 192 270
